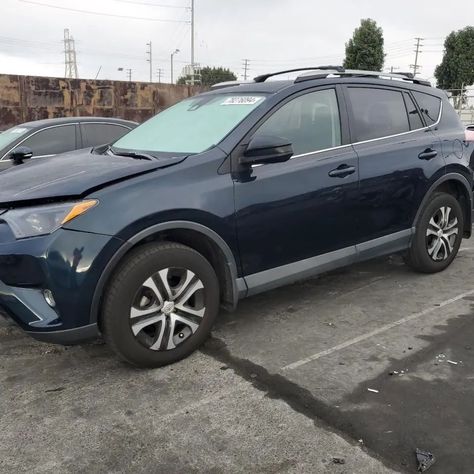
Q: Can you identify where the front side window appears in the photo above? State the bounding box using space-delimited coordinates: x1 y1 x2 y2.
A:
19 125 76 156
348 88 410 141
412 91 442 125
113 94 267 155
252 89 341 156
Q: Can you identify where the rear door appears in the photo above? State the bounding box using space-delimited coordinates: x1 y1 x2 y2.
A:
344 85 443 249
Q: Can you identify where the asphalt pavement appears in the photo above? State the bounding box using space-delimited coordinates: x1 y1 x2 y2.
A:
2 240 474 473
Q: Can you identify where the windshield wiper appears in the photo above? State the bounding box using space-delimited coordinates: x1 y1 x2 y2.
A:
109 146 157 161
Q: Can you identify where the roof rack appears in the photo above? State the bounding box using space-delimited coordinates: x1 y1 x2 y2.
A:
295 69 432 87
210 80 254 90
253 66 344 83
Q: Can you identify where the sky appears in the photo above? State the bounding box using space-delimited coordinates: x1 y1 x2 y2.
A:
0 0 471 86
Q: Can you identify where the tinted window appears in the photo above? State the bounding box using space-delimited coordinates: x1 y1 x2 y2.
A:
348 88 409 141
82 123 130 148
20 125 76 156
404 93 424 130
412 91 441 125
253 89 341 156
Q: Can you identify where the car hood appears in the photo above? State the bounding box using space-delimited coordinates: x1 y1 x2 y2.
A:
0 149 186 206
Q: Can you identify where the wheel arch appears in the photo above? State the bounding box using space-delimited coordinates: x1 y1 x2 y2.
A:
414 173 473 238
90 221 246 327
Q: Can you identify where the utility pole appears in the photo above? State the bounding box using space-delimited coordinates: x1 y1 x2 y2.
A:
63 28 79 79
171 49 179 84
126 68 132 82
156 68 163 83
410 37 424 76
242 59 250 80
146 41 153 83
190 0 195 85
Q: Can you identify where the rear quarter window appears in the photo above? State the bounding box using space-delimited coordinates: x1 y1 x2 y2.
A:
412 91 442 125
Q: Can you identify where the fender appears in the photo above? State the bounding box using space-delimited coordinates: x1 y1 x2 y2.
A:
89 221 245 325
413 173 473 234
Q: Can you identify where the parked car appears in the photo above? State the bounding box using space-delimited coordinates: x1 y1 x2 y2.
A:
0 67 472 368
0 117 137 171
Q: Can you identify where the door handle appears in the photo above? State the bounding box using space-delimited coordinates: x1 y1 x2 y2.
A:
418 148 438 160
328 164 356 178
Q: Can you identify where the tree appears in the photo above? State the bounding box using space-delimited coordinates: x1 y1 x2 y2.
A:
435 27 474 108
177 66 237 86
343 19 385 71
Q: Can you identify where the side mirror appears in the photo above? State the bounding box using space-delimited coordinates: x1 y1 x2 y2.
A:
240 135 293 166
9 146 33 165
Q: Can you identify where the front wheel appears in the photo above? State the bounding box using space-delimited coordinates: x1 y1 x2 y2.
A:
406 192 464 273
102 242 220 368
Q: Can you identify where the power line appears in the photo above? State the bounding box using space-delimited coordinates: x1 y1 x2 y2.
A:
112 0 188 8
18 0 190 23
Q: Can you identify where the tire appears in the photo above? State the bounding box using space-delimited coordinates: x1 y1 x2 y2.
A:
101 241 219 368
406 192 464 273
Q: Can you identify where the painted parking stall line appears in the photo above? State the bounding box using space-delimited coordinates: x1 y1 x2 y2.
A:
281 288 474 371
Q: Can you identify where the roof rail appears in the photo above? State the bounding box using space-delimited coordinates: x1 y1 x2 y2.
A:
210 80 254 90
254 66 344 83
295 69 432 87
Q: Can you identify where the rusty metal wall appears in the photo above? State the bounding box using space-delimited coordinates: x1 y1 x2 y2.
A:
0 74 203 130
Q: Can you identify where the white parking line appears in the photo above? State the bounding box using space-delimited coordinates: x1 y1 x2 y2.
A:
281 289 474 371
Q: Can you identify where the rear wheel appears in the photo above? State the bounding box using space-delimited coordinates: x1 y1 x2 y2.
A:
406 192 463 273
102 242 219 368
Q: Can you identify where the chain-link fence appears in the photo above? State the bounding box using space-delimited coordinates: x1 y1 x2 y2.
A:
444 87 474 125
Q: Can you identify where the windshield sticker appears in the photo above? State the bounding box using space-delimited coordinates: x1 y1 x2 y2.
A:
221 96 263 106
9 128 28 134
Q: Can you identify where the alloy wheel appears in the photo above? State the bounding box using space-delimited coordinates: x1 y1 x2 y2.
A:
130 267 206 351
425 206 459 261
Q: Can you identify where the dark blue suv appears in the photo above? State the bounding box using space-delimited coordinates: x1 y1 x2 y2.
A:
0 68 472 367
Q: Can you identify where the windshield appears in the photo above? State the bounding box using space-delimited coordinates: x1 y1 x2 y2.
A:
0 126 31 151
113 93 267 155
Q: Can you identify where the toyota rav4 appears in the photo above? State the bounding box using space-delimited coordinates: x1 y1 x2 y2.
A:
0 67 472 368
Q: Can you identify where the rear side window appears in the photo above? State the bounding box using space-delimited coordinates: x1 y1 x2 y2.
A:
412 92 441 125
348 88 409 141
253 89 341 155
19 125 76 156
82 123 130 148
403 93 424 130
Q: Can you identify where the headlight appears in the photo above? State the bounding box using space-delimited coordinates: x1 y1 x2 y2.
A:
2 200 98 239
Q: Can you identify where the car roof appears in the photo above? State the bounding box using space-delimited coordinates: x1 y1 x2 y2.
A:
206 68 446 99
18 117 138 129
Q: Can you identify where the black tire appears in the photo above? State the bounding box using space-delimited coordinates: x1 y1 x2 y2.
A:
406 192 464 273
102 241 219 368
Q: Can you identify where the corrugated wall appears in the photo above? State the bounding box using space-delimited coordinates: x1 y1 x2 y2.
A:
0 74 203 130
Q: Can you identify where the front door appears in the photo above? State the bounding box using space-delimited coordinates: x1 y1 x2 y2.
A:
233 87 359 291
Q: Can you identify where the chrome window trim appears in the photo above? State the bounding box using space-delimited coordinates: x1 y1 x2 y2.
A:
282 98 443 161
0 123 78 161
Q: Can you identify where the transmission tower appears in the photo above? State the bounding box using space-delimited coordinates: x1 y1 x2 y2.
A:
63 29 78 79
